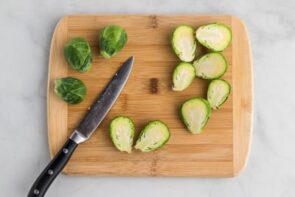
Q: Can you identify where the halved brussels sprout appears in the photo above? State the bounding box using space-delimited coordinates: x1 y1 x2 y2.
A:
64 37 92 72
172 25 197 62
135 120 170 152
196 23 232 52
180 97 211 134
110 116 135 153
207 79 231 109
54 77 86 104
172 62 195 91
193 52 227 80
99 25 128 58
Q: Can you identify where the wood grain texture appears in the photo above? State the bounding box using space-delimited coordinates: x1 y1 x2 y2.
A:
47 15 253 177
231 16 253 175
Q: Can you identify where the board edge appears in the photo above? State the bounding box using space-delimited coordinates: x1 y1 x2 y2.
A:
47 16 69 159
232 16 253 176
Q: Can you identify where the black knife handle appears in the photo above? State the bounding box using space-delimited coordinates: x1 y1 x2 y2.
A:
27 139 78 197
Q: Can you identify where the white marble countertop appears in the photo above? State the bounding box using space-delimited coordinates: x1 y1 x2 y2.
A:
1 0 295 196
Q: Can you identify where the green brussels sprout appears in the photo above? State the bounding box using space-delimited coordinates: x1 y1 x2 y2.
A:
196 23 232 52
64 37 92 72
180 97 211 134
207 79 231 109
110 116 135 153
54 77 87 104
135 120 170 152
172 62 195 91
193 52 228 80
171 25 197 62
99 25 128 58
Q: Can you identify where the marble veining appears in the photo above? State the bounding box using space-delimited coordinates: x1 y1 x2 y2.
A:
1 0 295 196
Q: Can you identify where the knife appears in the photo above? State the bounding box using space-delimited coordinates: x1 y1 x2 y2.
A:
28 56 134 197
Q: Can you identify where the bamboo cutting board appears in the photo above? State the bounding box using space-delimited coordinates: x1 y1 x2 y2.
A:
47 15 253 177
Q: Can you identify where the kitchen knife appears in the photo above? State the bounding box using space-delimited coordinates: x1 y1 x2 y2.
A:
28 56 134 197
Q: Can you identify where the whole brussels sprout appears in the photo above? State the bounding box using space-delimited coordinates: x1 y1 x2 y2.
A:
64 37 92 72
54 77 87 104
99 25 127 58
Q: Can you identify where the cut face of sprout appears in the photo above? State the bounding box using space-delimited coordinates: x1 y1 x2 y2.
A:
172 25 197 62
172 63 195 91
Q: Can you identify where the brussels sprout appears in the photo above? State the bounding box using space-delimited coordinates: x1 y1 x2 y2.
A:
135 120 170 152
172 62 195 91
193 52 228 80
196 23 232 52
171 25 197 62
110 116 135 153
64 37 92 72
207 79 231 109
99 25 128 58
54 77 86 104
180 97 211 134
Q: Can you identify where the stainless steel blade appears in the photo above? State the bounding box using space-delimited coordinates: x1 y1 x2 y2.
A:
70 56 134 144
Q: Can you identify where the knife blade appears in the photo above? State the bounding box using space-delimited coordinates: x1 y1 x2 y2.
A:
70 56 134 143
28 56 134 197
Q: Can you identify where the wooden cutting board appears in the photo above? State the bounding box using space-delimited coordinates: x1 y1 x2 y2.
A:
47 15 253 177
